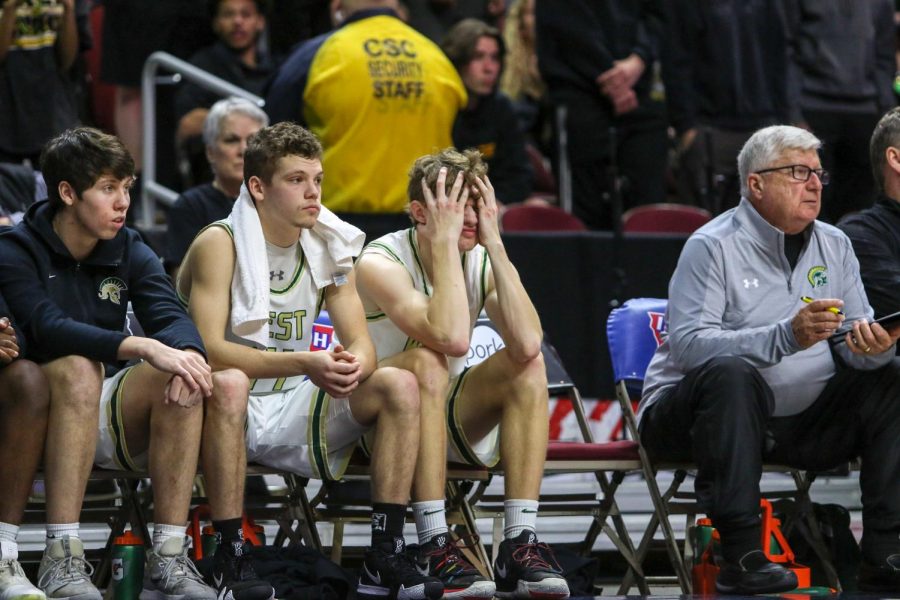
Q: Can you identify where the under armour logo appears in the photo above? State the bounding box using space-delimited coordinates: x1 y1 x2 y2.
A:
372 513 386 532
270 270 285 281
743 278 759 289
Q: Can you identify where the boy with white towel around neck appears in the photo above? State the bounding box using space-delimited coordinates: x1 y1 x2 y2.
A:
178 122 442 600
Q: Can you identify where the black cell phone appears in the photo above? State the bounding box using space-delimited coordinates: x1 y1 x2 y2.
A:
829 310 900 342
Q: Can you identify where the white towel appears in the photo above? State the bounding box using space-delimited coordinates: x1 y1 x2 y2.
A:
227 184 269 348
300 205 365 290
227 184 365 348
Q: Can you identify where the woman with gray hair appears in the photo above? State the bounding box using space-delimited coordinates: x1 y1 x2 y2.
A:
165 97 268 273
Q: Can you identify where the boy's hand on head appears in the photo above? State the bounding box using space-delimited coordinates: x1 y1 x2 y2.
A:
420 167 467 245
473 176 501 246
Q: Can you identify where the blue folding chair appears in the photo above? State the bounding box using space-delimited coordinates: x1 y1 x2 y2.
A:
607 298 691 592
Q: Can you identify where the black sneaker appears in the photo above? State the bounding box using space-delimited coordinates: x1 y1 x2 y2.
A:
716 550 799 595
410 533 495 598
358 537 443 600
858 554 900 592
493 530 569 599
210 539 275 600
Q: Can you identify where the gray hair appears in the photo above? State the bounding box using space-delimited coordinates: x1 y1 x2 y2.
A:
202 97 269 146
737 125 822 198
869 107 900 193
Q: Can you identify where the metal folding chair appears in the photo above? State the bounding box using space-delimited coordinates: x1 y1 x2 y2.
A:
459 317 686 594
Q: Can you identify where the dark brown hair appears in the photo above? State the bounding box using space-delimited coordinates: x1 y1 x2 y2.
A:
441 18 505 71
243 121 323 186
40 127 134 211
870 107 900 193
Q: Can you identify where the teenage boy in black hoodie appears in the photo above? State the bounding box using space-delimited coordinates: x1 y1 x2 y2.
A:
0 128 273 600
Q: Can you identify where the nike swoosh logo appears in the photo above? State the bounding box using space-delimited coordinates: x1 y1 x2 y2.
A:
495 562 507 579
521 509 538 513
424 509 444 516
48 274 56 279
364 563 382 585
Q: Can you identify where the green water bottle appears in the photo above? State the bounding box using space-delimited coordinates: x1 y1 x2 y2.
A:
110 530 145 600
201 525 218 558
692 518 715 565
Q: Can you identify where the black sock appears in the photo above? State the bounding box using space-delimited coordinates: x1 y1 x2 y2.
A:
213 518 244 547
720 524 762 564
862 529 900 564
371 502 406 548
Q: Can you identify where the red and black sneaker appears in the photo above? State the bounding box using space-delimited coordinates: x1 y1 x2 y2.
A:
410 533 495 598
493 530 569 599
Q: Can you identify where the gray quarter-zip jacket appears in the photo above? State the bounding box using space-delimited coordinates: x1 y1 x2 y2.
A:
640 198 894 423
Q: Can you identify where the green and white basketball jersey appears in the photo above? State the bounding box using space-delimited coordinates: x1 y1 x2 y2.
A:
362 228 491 377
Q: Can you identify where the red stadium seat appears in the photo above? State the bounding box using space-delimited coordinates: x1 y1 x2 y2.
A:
501 203 587 232
621 203 712 234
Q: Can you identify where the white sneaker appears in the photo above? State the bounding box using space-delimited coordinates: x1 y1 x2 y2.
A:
0 541 45 600
37 537 101 600
139 537 215 600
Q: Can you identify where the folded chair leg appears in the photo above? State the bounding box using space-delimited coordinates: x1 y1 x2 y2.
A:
283 474 322 550
641 458 691 592
621 468 692 594
448 481 493 578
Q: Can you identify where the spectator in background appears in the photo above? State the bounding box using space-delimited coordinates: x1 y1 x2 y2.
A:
789 0 896 224
839 107 900 322
100 0 213 172
404 0 504 44
500 0 551 157
663 0 801 215
265 0 466 239
442 19 531 205
0 0 80 165
165 97 268 274
536 0 668 230
266 0 331 65
174 0 272 158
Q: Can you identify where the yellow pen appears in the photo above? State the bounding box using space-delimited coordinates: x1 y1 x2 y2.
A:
800 296 844 315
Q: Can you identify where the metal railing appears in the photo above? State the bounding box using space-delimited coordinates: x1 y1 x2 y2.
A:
139 51 264 230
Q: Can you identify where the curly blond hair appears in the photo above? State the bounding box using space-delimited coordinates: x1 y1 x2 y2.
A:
499 0 544 101
405 148 488 220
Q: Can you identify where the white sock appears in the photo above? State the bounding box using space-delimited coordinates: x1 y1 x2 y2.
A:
46 523 79 544
412 500 448 545
504 499 538 539
153 523 185 553
0 523 18 558
0 522 18 544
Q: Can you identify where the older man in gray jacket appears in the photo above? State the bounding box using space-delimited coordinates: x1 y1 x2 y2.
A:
640 125 900 594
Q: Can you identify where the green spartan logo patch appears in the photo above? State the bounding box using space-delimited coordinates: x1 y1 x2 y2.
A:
807 266 827 288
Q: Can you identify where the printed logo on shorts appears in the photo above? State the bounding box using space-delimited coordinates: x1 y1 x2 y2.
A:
807 266 828 288
98 277 127 305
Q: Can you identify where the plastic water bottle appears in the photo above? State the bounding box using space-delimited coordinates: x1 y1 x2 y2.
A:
110 530 145 600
